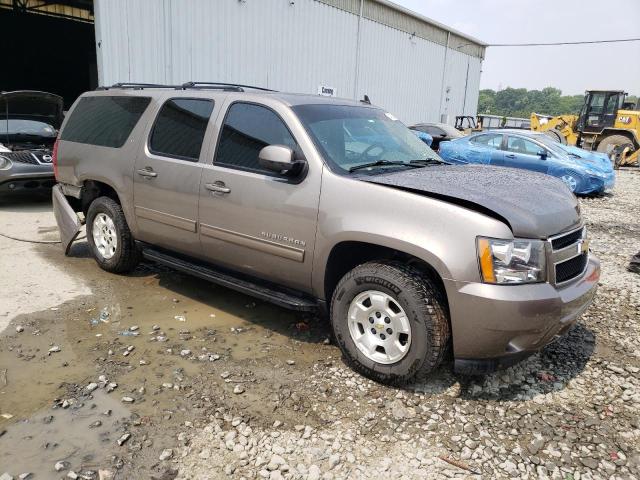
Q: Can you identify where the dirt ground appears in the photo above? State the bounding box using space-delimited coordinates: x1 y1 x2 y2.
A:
0 171 639 480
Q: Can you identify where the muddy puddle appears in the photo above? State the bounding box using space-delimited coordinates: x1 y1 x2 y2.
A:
1 240 332 478
0 391 130 478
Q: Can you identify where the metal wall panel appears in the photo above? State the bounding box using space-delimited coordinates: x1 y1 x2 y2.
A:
94 0 481 124
356 18 445 124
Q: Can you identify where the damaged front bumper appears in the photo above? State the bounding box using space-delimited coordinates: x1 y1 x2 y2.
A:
52 184 82 255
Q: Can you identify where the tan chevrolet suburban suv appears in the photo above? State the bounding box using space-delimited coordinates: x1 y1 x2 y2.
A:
52 82 600 385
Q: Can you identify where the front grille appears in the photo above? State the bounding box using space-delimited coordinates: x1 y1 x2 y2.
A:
555 253 588 283
552 227 584 250
3 151 39 165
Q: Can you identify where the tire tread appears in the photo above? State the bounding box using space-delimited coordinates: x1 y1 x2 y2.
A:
87 196 140 274
330 260 450 386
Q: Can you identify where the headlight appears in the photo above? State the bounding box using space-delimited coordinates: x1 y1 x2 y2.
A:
0 155 12 170
585 169 606 178
477 237 546 284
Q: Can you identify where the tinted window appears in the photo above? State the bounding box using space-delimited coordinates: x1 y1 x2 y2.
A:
215 103 298 174
149 98 214 161
470 133 502 149
61 96 150 147
506 136 544 155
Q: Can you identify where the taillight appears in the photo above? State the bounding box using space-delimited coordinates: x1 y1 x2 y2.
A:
52 138 59 179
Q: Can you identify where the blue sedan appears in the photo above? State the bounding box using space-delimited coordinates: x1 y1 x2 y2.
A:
438 130 615 195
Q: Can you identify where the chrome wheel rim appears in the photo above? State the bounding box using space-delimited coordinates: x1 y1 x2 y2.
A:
561 174 577 192
347 290 412 364
92 212 118 260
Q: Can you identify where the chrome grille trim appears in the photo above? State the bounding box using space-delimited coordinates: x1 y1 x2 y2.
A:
547 226 589 285
3 150 53 165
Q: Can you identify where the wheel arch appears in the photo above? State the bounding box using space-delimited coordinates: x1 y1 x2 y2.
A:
80 179 121 214
322 240 450 315
79 178 138 235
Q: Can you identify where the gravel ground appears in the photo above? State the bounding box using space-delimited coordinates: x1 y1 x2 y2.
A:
0 171 638 480
175 170 640 480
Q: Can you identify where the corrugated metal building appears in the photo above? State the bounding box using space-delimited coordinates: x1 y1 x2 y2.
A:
94 0 485 125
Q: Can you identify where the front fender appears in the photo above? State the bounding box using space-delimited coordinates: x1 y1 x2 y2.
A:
312 170 513 298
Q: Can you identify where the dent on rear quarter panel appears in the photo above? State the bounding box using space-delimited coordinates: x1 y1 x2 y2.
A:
57 93 160 237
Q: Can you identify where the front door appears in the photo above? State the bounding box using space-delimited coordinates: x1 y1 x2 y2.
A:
133 97 215 256
198 101 321 293
503 135 549 173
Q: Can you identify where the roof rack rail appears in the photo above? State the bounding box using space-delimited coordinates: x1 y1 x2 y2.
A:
179 81 277 92
97 82 177 90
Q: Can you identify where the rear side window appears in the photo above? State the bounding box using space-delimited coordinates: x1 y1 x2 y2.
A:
61 96 150 148
149 98 214 161
215 102 298 174
470 133 502 149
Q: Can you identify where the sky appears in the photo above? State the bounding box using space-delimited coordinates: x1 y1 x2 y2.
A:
394 0 640 96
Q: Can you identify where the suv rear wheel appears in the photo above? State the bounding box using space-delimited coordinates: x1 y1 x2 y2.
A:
330 261 450 385
87 196 140 273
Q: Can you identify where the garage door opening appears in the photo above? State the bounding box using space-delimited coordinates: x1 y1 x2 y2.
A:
0 0 97 109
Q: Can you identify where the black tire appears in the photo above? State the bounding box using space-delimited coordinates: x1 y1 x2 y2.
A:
330 260 450 385
597 134 633 159
544 129 567 145
86 196 140 273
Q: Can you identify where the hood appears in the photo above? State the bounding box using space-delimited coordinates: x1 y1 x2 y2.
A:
559 145 613 172
0 91 64 129
363 164 581 238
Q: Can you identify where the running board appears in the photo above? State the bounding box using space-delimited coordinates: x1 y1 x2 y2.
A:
141 247 318 311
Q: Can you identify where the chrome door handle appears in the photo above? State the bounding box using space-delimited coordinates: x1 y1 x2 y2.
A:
205 182 231 194
137 168 157 178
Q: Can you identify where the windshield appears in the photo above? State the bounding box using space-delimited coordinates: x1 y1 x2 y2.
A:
0 119 56 137
525 134 571 158
293 104 444 173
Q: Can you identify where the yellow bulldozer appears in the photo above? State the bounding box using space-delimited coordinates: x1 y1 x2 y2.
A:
531 90 639 167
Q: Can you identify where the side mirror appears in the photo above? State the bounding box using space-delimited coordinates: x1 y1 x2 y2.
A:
258 145 304 174
537 150 548 159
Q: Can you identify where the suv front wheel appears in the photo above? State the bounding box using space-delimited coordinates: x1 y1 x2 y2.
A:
87 196 140 273
330 261 450 385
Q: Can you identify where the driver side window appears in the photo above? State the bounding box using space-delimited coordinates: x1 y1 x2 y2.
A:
215 102 298 175
506 136 544 156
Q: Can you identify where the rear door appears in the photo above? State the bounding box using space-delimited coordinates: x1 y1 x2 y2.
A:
133 96 215 256
198 99 321 293
467 133 504 165
503 135 549 173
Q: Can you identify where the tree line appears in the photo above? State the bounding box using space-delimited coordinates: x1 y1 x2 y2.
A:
478 87 639 118
477 87 586 118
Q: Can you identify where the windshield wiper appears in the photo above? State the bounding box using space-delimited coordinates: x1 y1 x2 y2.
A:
410 158 448 165
348 160 423 173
